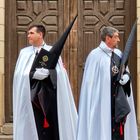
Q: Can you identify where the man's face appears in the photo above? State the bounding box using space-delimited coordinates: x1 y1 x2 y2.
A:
27 27 42 46
106 32 120 49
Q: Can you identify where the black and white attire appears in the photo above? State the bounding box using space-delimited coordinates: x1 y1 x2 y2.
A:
77 41 138 140
13 44 77 140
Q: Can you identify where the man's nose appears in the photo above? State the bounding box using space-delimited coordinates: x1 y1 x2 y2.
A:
27 34 30 38
118 38 120 42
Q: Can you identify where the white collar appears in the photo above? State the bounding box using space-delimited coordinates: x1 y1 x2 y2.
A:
99 41 114 53
33 42 46 53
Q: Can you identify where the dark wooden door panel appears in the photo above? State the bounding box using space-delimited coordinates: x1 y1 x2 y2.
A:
5 0 136 122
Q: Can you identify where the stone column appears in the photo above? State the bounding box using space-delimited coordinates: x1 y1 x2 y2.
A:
137 0 140 126
0 0 5 126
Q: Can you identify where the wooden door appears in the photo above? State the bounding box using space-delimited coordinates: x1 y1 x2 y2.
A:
5 0 136 122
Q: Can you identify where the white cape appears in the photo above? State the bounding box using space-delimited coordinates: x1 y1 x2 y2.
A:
77 41 138 140
13 44 78 140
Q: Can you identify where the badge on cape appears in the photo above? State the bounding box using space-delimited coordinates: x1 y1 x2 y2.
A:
42 55 48 62
112 65 119 75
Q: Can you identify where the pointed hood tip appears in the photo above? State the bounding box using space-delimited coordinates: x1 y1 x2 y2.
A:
51 14 78 54
48 15 78 68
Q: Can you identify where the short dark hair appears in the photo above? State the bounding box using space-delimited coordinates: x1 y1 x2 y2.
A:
100 26 119 41
28 25 46 38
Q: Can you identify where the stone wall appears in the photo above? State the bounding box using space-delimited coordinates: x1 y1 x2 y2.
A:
0 0 5 126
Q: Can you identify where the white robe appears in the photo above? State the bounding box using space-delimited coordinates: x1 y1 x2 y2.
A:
77 41 138 140
13 44 78 140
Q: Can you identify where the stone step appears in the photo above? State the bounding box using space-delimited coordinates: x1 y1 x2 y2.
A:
1 123 13 135
0 135 13 140
0 123 13 140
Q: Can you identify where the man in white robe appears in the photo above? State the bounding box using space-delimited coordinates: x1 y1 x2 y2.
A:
13 25 77 140
77 26 138 140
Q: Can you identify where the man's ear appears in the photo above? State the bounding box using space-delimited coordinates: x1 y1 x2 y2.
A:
39 32 43 38
106 35 110 41
106 35 112 44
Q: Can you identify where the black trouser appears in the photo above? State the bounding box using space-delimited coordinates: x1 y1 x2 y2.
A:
32 94 59 140
112 122 124 140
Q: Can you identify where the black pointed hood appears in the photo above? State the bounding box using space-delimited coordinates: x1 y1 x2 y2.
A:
117 19 137 81
51 15 78 54
49 15 78 68
115 19 137 123
120 19 137 65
